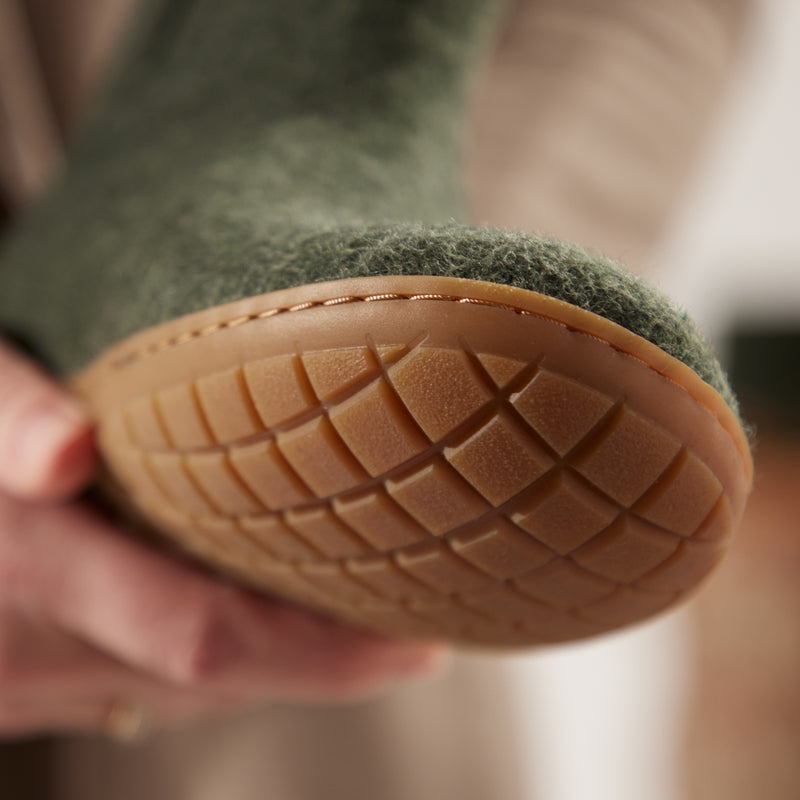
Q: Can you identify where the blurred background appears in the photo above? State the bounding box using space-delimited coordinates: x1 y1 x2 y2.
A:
471 1 800 797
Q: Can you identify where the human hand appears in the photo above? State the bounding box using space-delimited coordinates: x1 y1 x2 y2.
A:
0 341 448 739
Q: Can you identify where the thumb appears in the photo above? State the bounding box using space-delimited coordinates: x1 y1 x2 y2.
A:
0 340 95 501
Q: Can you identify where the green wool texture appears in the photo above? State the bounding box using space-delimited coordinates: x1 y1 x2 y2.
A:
0 0 737 414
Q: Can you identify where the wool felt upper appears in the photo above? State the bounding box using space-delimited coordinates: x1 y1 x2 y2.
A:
0 0 737 414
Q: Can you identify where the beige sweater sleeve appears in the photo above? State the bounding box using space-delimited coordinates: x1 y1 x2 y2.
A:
0 0 136 212
0 0 62 209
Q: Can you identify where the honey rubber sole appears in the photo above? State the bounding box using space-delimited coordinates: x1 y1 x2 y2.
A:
74 276 753 647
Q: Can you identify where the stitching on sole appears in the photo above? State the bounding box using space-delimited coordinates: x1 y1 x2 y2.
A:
104 291 748 465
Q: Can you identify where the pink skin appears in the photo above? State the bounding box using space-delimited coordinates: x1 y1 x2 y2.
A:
0 341 449 736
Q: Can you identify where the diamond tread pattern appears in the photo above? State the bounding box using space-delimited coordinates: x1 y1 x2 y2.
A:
106 350 723 643
79 279 750 646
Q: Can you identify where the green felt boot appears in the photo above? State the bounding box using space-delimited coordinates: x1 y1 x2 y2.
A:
0 0 752 646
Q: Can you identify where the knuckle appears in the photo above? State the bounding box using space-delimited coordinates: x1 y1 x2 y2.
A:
166 591 245 687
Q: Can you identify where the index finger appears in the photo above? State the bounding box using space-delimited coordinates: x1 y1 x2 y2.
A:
1 496 448 702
